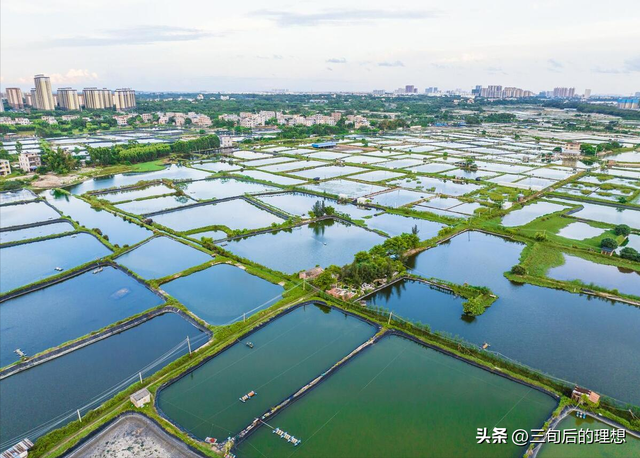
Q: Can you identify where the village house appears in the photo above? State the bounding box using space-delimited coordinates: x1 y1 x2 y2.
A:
130 387 151 408
299 267 324 280
571 386 600 405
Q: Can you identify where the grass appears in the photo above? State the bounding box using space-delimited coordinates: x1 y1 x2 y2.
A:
128 160 167 172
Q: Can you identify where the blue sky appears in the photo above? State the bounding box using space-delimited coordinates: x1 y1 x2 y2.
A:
2 0 639 94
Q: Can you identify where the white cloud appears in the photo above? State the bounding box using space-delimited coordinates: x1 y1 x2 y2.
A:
49 69 99 84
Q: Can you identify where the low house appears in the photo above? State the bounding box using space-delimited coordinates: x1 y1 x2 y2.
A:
571 386 600 405
327 287 356 301
18 152 41 172
1 439 34 458
299 267 324 280
130 388 151 408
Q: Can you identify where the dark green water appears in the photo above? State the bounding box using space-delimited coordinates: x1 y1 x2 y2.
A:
157 304 376 442
0 266 163 367
115 236 212 279
0 233 111 293
224 219 385 274
537 414 640 458
0 312 206 448
162 263 283 325
236 334 556 458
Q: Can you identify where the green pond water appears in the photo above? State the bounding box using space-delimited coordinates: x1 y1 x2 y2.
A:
538 414 640 458
236 334 556 458
157 304 376 442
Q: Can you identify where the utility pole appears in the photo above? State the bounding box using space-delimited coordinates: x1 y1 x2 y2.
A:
139 372 143 384
388 311 393 325
187 336 192 355
77 409 82 422
243 312 246 322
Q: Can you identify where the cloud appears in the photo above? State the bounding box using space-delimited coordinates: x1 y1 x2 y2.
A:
250 8 439 27
486 66 507 75
326 58 347 64
548 59 563 69
38 25 215 48
49 69 99 84
624 56 640 72
378 61 405 67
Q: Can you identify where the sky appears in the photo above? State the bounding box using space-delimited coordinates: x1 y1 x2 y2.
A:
2 0 639 95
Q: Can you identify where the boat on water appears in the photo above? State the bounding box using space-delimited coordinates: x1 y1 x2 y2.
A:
246 342 254 348
239 390 257 402
205 437 217 444
92 267 103 274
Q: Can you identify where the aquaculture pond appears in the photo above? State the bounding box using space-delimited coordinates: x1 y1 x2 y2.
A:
0 233 111 294
556 221 604 240
223 219 385 274
302 179 387 198
365 213 444 239
547 254 640 297
46 193 152 247
0 221 74 245
0 201 60 229
182 178 279 201
290 165 368 180
67 165 211 194
157 304 376 441
152 200 284 232
0 189 36 205
556 199 640 229
537 414 640 458
369 188 430 208
188 229 227 240
256 192 375 219
403 231 640 405
352 170 406 182
233 170 308 186
161 263 283 325
0 266 163 367
190 161 242 172
97 184 175 203
236 334 556 458
116 236 212 279
396 176 482 196
115 195 195 215
500 201 569 227
0 312 207 447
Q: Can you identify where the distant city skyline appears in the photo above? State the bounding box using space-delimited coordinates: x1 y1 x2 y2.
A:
1 0 639 94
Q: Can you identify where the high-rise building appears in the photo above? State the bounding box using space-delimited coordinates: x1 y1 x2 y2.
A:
553 87 575 98
425 87 439 94
83 87 113 109
114 88 136 111
57 88 81 111
405 85 417 94
30 89 38 108
584 89 591 99
34 74 56 110
6 88 24 109
0 100 4 112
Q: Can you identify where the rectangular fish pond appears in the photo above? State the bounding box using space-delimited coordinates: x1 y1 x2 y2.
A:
151 199 285 232
96 184 175 203
115 236 212 280
46 192 153 247
115 195 196 215
0 201 60 229
235 333 557 458
400 231 640 406
0 221 75 245
156 304 377 442
0 266 164 367
222 219 385 274
161 263 283 325
0 312 207 448
182 178 280 201
0 233 111 294
255 192 376 219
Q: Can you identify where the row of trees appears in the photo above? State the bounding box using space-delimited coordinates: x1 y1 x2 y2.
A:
87 134 219 166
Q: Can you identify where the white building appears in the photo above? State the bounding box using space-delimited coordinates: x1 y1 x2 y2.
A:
19 152 41 172
0 159 11 176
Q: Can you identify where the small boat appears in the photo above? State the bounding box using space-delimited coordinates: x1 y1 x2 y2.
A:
14 348 27 358
482 342 490 350
246 342 254 349
92 267 103 274
239 391 257 403
55 267 64 271
205 437 217 444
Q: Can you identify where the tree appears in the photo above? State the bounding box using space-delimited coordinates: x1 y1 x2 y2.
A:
42 146 78 174
511 265 527 275
15 141 23 154
620 247 640 262
600 238 618 250
310 200 326 217
580 143 597 156
411 224 419 236
613 224 631 237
